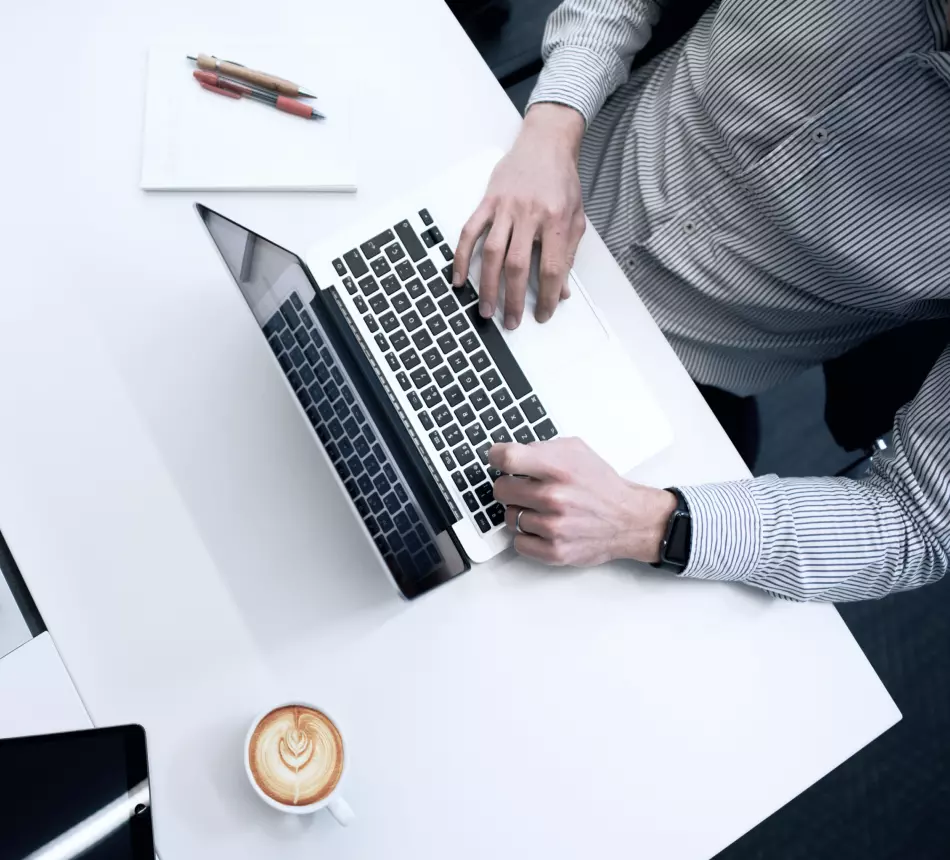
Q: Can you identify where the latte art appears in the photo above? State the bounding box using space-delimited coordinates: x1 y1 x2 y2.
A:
248 706 344 806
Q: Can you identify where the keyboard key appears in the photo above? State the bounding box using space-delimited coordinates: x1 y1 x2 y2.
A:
354 435 371 459
411 367 431 388
438 295 459 317
334 398 349 420
360 229 395 259
432 405 452 426
297 387 312 409
389 331 409 352
450 472 467 493
380 312 399 333
268 335 282 356
534 418 557 441
353 296 368 314
490 427 511 444
444 385 464 406
403 310 422 332
455 404 476 426
471 351 490 373
395 372 411 391
467 308 532 398
342 386 355 405
421 386 442 408
301 309 314 329
465 463 485 487
422 348 442 369
453 443 475 466
475 482 495 506
371 256 391 277
299 364 315 387
419 411 433 430
444 424 463 447
394 219 428 262
294 327 310 349
481 407 501 430
514 425 535 444
288 369 302 391
470 389 489 411
333 258 347 276
427 277 448 298
419 208 433 226
374 472 391 496
394 485 408 504
449 314 468 335
477 443 492 465
343 276 357 295
377 511 394 532
429 430 445 451
417 296 437 317
386 353 400 372
264 312 286 338
400 348 421 370
456 281 479 306
434 366 453 388
475 512 491 533
439 243 454 261
427 315 448 335
396 260 415 281
279 328 296 350
466 424 487 445
281 299 301 329
482 369 503 392
521 395 547 424
352 404 366 424
406 278 425 299
440 451 455 470
503 406 524 429
422 226 443 246
343 415 360 437
359 275 379 296
343 248 369 277
318 398 335 422
358 496 374 517
491 387 513 408
365 514 380 536
418 259 438 280
321 347 334 366
458 370 479 392
369 294 389 314
459 331 478 353
448 351 468 373
412 329 433 350
392 293 411 314
365 454 381 476
290 346 305 368
331 366 345 386
407 392 423 411
486 502 506 526
441 263 456 283
436 334 456 355
463 492 479 513
384 491 401 514
374 333 389 352
385 243 406 263
381 274 401 295
364 315 379 333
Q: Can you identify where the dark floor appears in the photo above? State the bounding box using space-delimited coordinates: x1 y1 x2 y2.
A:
455 2 950 857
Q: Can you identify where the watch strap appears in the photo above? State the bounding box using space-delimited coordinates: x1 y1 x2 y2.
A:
650 488 691 572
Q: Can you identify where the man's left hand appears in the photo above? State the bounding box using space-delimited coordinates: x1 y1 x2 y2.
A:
489 438 679 567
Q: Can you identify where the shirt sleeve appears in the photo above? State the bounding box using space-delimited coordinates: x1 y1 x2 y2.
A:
526 0 667 125
675 345 950 602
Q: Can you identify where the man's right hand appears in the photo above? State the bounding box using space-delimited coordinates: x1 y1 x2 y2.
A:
452 103 587 330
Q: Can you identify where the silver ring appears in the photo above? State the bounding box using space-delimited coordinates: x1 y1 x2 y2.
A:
515 508 527 535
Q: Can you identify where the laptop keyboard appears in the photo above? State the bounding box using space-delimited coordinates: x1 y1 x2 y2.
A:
263 294 443 581
331 208 558 536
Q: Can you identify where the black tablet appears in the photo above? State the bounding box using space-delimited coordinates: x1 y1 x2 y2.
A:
0 724 154 860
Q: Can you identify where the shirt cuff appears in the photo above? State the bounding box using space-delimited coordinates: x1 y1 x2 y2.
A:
676 482 764 582
525 45 624 127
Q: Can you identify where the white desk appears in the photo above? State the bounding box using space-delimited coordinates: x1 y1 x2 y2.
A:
0 2 899 858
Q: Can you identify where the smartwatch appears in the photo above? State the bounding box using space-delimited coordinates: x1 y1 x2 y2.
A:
651 488 691 572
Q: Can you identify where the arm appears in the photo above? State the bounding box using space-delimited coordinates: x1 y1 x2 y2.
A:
679 346 950 601
527 0 667 125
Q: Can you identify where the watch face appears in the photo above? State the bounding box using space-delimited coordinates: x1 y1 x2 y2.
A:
665 510 691 567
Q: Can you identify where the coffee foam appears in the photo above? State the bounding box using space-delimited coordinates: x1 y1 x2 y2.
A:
248 705 344 806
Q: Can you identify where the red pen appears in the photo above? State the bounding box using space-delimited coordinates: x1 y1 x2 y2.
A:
193 71 325 120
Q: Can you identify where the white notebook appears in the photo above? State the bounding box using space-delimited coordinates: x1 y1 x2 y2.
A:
141 46 356 192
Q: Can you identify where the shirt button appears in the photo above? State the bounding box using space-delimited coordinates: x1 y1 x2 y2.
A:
811 127 830 144
682 219 697 236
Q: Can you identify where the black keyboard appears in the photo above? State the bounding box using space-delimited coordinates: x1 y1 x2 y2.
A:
263 293 443 578
331 208 558 536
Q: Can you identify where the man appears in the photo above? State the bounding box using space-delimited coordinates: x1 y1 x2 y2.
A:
453 0 950 601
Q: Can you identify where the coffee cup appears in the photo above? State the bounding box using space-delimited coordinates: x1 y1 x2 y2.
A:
244 702 355 826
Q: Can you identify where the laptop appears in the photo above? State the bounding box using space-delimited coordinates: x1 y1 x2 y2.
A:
197 150 671 600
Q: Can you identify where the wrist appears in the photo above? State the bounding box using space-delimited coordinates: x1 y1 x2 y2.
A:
522 103 586 160
614 486 679 564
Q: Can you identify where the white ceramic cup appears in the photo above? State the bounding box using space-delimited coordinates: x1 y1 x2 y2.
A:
244 702 355 826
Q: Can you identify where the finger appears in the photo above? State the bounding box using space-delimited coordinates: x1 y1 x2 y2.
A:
493 475 547 510
489 442 564 481
453 201 493 288
560 215 585 302
513 533 561 564
536 220 571 323
502 220 537 329
478 214 513 320
504 505 555 539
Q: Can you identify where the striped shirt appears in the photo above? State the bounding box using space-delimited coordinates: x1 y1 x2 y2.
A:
527 0 950 600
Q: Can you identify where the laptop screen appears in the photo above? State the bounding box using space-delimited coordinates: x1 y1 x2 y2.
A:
197 205 468 599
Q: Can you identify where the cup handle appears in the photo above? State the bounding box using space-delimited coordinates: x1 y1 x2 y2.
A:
328 795 355 827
